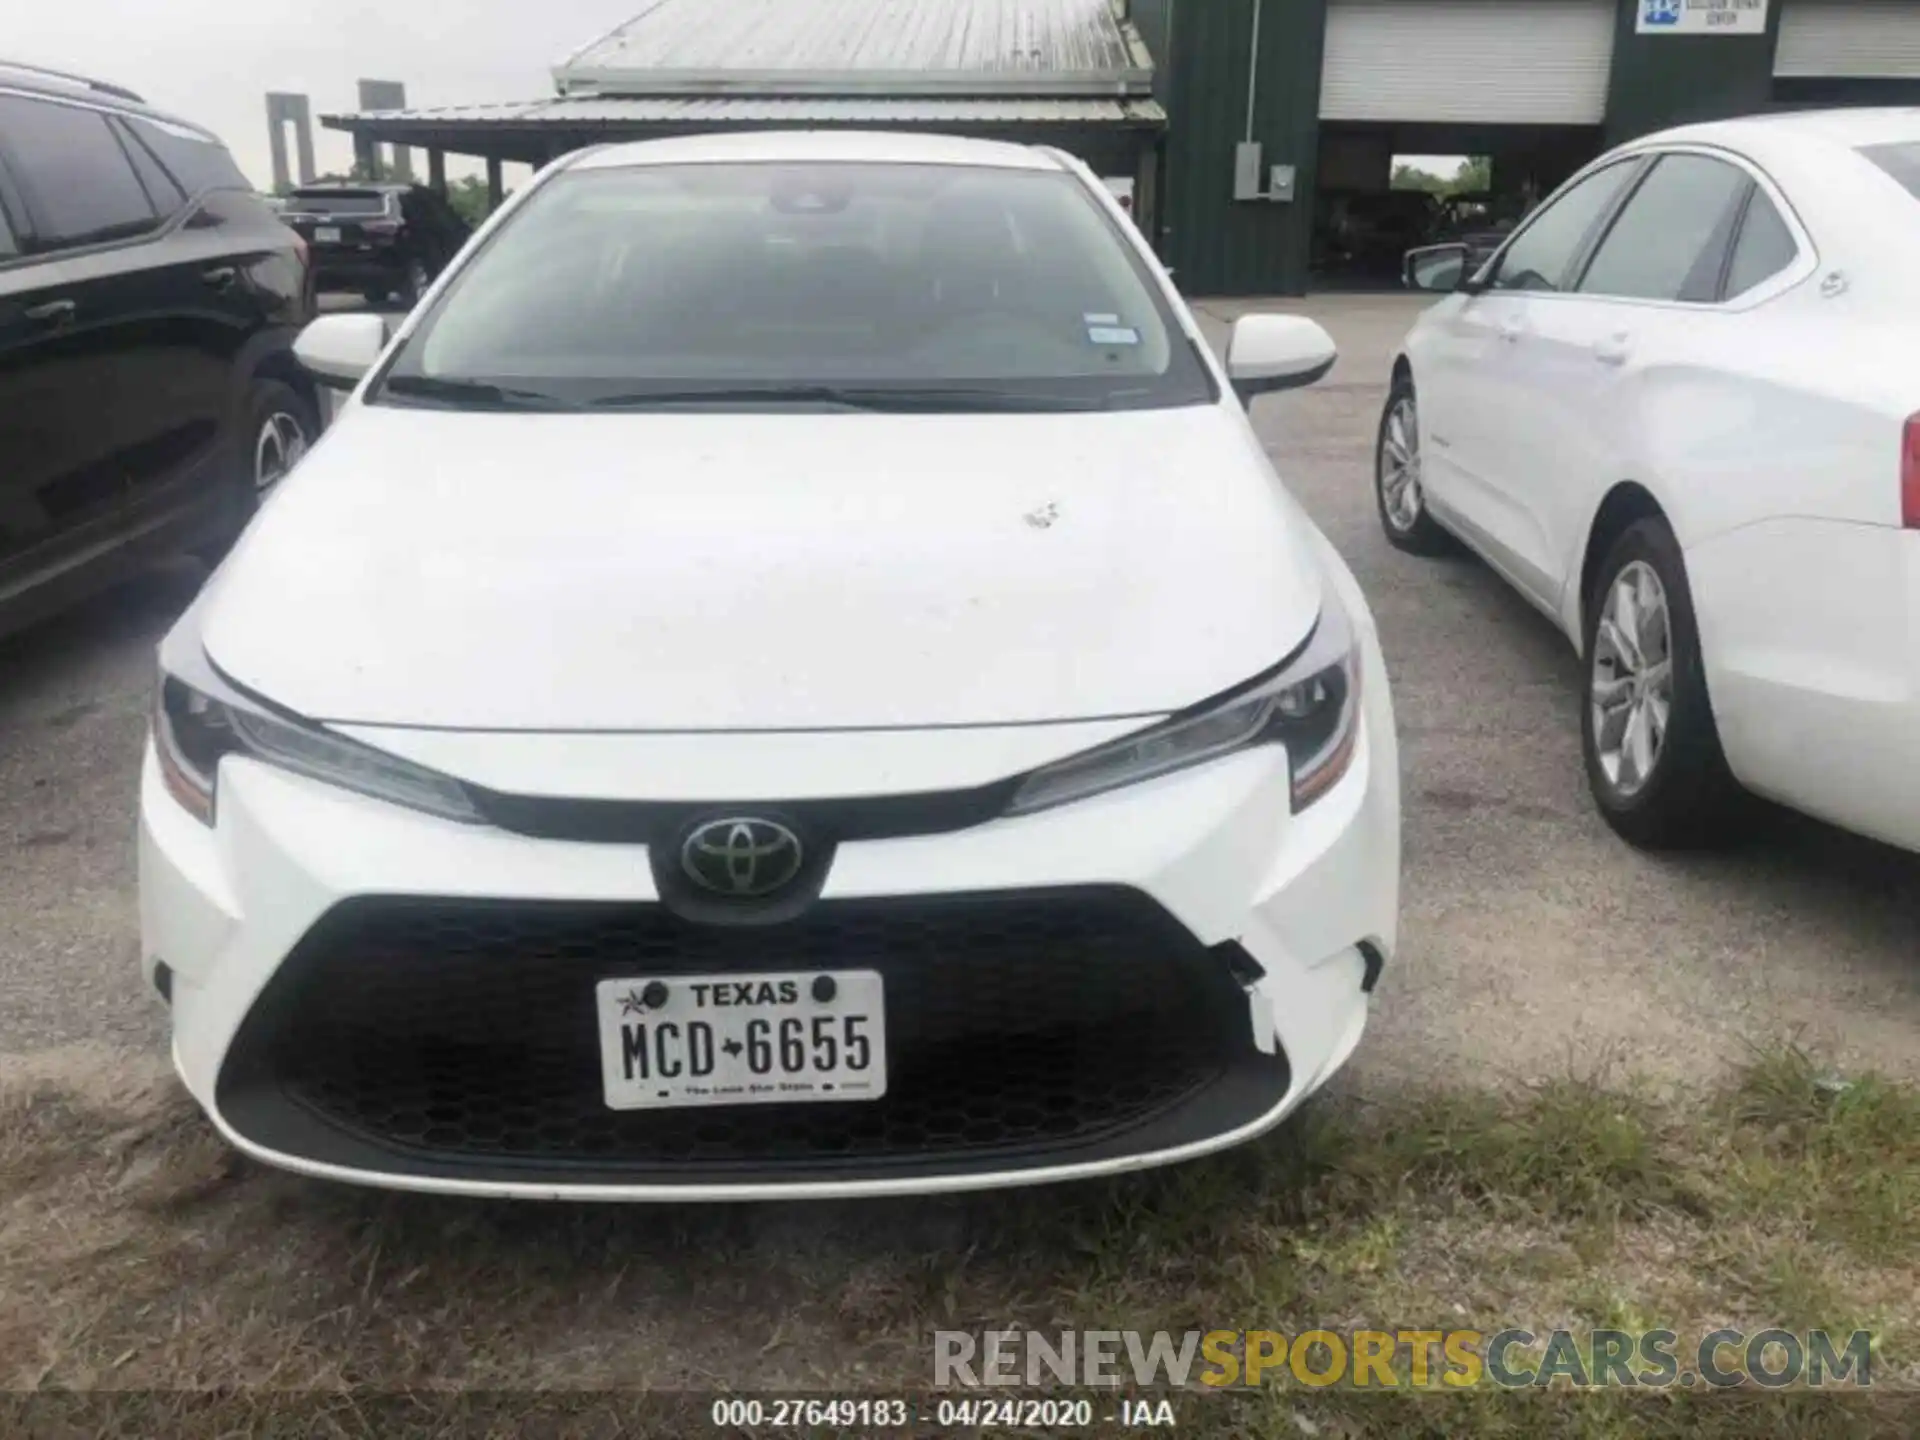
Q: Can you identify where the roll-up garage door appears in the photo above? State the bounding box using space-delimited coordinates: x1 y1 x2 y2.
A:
1319 0 1616 124
1776 1 1920 78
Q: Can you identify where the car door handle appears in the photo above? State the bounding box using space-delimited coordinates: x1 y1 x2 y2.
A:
1497 321 1524 344
23 298 77 325
1594 333 1632 366
201 266 239 289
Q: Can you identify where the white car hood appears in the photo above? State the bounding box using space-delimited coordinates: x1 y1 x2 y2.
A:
203 402 1324 731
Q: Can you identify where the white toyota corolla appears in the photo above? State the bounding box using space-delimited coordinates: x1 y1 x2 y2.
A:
139 131 1399 1200
1387 109 1920 855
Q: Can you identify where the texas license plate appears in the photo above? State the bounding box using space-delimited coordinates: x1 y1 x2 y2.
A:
595 971 887 1110
314 226 341 243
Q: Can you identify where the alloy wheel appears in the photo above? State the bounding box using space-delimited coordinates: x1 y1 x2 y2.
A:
1590 560 1674 799
1379 395 1423 531
254 411 310 493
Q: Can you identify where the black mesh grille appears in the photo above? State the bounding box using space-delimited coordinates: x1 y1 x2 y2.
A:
217 889 1287 1185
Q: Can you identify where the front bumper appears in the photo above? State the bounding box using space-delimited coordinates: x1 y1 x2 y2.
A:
214 888 1307 1188
140 632 1398 1202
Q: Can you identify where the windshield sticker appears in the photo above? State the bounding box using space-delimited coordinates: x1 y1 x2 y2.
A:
1084 312 1122 326
1087 325 1141 347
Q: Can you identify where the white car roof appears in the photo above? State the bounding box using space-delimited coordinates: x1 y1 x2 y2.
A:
570 129 1063 173
1631 107 1920 161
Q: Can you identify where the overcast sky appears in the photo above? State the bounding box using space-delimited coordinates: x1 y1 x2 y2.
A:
11 1 646 187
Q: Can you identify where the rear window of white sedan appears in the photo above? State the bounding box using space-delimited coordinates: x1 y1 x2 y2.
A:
1861 142 1920 202
380 161 1215 413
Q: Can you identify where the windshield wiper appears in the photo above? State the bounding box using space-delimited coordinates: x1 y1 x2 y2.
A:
590 384 878 411
590 384 1106 413
380 375 575 411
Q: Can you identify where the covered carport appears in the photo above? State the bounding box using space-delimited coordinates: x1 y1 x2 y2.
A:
320 0 1166 232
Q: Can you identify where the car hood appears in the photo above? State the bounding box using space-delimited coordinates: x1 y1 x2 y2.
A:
202 402 1325 731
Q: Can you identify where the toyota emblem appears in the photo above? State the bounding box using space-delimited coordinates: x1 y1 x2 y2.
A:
680 818 805 898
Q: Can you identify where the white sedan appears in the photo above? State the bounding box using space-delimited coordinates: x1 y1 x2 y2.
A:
1385 108 1920 854
139 131 1400 1200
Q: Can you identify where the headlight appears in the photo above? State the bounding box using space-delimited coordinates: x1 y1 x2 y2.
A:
153 671 482 827
1005 593 1362 817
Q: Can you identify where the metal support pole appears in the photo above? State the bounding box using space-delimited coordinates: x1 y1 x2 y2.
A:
1134 139 1158 246
1244 0 1263 143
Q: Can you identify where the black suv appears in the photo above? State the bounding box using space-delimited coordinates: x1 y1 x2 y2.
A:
0 62 317 638
282 182 470 307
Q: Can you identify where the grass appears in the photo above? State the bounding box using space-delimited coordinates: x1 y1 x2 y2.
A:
1716 1042 1920 1260
0 1041 1916 1436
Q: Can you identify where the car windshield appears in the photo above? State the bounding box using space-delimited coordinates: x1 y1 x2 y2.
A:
290 190 390 215
375 160 1214 412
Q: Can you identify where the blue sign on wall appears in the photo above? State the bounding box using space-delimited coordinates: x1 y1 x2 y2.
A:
1636 0 1770 35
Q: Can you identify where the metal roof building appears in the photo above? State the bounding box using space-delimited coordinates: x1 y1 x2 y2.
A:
318 0 1920 297
557 0 1153 94
322 0 1165 215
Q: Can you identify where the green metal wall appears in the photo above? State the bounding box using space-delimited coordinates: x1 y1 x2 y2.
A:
1159 0 1327 295
1602 0 1784 144
1150 0 1831 296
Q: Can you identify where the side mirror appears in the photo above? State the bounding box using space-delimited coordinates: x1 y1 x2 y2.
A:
294 313 390 389
1404 243 1474 294
1226 314 1338 404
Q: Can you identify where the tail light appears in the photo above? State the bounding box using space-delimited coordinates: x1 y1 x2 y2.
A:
1905 414 1920 529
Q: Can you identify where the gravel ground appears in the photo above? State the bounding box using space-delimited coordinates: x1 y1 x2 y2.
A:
1 292 1915 1089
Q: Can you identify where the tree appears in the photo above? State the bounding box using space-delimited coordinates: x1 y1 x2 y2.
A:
1391 163 1450 194
1454 155 1493 196
1391 156 1494 197
445 176 496 228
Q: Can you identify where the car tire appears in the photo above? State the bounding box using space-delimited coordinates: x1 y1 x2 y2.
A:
1374 376 1452 556
362 285 388 308
1580 517 1747 850
195 379 318 564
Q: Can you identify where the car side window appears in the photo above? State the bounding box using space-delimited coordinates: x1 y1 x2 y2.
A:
1489 161 1639 294
113 119 186 219
0 95 156 250
0 199 16 259
1576 154 1752 303
124 117 251 197
1724 191 1799 299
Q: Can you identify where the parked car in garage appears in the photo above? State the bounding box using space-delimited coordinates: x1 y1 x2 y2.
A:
141 130 1399 1201
1315 190 1436 283
0 60 316 639
281 182 470 307
1426 193 1519 276
1384 108 1920 856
